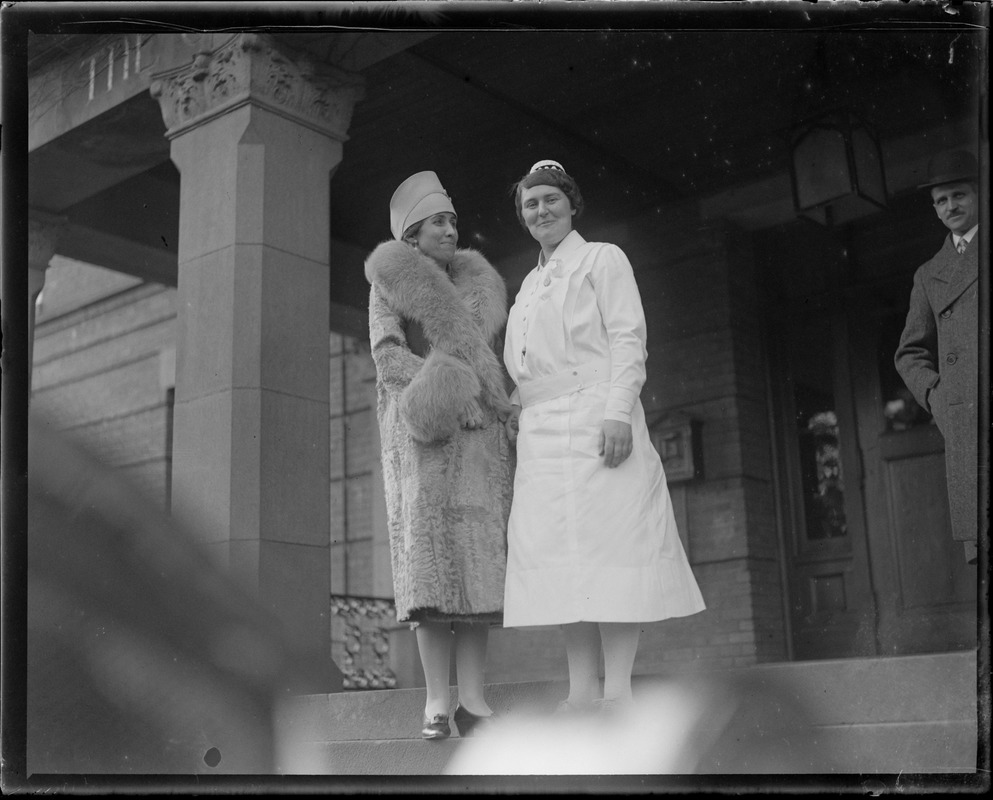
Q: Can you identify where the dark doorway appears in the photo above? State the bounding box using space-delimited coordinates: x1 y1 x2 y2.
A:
760 205 977 660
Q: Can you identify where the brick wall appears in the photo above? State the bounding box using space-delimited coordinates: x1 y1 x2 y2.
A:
585 212 787 670
31 257 177 507
328 333 378 598
635 215 788 668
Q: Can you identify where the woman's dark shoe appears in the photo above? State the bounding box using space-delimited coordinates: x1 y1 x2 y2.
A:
421 713 452 740
453 703 494 737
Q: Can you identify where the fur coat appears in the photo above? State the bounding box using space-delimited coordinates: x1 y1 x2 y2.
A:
365 240 514 623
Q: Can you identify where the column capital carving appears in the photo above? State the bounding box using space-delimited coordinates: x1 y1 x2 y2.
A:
29 209 67 272
149 33 366 141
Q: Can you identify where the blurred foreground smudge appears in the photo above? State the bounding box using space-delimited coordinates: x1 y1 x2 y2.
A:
26 415 333 775
445 673 844 775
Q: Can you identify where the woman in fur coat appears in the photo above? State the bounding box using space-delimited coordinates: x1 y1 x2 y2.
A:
365 171 514 740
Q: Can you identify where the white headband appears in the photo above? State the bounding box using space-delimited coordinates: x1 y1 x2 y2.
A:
529 160 566 175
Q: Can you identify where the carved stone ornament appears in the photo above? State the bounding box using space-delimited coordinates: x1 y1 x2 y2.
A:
329 595 398 691
149 33 365 140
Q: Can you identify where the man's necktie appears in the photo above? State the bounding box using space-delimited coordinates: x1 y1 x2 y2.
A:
956 238 969 254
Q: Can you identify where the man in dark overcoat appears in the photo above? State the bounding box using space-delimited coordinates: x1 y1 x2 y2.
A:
895 149 981 565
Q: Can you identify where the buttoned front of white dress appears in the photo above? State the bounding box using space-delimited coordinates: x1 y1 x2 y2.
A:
502 231 705 627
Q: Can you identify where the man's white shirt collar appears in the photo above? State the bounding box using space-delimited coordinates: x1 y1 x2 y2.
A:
953 225 979 248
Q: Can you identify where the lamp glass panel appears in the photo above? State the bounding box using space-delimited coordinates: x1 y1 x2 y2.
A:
850 127 887 206
794 126 852 210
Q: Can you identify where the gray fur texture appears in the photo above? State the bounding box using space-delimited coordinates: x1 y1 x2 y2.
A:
366 240 511 442
365 240 514 622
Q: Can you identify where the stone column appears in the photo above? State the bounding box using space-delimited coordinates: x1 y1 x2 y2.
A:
150 34 364 683
27 211 66 395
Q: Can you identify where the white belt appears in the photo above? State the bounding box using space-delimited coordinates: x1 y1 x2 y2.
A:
517 359 611 408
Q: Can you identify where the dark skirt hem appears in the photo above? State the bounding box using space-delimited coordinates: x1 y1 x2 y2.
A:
401 607 503 628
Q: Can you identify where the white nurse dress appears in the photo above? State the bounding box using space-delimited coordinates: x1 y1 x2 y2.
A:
502 230 705 626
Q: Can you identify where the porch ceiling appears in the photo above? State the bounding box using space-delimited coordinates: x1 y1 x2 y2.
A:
28 22 982 308
329 28 977 258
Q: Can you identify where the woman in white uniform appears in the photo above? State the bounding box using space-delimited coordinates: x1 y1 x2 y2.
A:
502 160 706 712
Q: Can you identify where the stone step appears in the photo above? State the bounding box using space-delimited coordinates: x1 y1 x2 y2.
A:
278 720 977 775
687 650 978 725
815 720 977 774
274 650 978 775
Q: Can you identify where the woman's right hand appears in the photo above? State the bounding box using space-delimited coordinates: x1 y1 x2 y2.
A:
600 419 633 468
504 405 521 444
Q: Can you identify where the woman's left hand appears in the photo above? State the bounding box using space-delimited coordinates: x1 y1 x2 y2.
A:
599 419 633 468
460 397 485 430
504 405 521 444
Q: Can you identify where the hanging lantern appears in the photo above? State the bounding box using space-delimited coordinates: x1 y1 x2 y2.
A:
789 109 888 226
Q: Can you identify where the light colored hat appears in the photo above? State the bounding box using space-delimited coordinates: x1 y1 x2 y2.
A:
530 159 567 175
389 171 456 240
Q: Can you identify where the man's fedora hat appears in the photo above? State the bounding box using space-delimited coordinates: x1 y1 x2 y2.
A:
918 149 979 190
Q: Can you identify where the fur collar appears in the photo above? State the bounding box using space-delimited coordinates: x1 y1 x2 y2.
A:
365 240 507 351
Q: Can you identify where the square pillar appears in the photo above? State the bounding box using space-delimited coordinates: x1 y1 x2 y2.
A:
151 34 364 675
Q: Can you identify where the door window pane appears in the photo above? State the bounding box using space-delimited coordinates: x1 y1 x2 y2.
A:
798 409 847 539
791 318 849 541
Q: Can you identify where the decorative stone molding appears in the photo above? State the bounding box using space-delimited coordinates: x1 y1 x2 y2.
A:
27 210 67 395
149 33 365 141
329 595 398 690
28 210 67 275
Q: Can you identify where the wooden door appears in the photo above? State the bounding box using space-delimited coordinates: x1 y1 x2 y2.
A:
848 307 977 654
763 202 976 661
773 310 878 660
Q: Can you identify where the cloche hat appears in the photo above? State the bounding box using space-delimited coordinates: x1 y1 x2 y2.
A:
389 171 456 240
917 149 979 190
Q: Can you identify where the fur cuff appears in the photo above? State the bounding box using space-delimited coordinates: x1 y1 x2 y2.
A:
400 350 481 443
